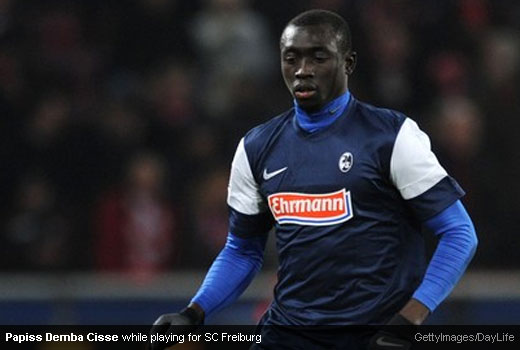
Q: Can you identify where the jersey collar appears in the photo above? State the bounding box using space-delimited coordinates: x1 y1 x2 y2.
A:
294 91 351 133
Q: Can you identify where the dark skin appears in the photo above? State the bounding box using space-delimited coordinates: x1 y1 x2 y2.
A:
187 24 429 326
280 24 355 112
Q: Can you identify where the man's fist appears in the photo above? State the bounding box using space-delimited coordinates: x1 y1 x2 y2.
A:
150 306 204 350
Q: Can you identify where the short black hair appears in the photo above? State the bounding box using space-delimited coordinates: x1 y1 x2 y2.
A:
283 9 352 55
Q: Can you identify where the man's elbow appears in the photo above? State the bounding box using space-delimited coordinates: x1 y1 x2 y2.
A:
465 222 478 260
469 231 478 257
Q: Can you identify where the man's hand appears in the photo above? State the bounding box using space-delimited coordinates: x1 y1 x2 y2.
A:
149 305 204 350
367 314 415 350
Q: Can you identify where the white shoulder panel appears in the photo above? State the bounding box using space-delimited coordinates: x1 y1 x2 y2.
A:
390 118 447 200
227 138 266 214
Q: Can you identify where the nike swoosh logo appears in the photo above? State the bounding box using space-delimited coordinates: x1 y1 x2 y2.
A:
263 167 288 180
376 337 404 347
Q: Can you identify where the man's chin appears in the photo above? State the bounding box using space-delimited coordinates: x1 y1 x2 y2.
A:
295 98 321 112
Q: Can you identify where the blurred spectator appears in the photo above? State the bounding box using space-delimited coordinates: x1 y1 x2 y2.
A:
144 60 198 131
29 3 105 112
179 122 225 183
357 0 421 111
430 95 507 266
190 0 276 119
427 52 470 98
478 29 520 204
94 152 180 279
15 91 72 198
94 100 149 187
24 92 71 150
0 48 24 104
2 173 72 270
369 19 413 110
458 0 489 35
431 96 486 209
15 91 109 210
481 30 520 93
476 29 520 267
186 167 230 266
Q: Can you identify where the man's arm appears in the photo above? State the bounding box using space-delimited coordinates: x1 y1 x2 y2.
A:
407 199 478 322
190 232 267 317
369 200 478 349
388 118 479 323
150 232 266 350
150 136 271 349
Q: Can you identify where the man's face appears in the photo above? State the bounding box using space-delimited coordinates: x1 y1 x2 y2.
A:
281 24 352 112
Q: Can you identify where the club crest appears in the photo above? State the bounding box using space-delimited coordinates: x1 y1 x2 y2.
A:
338 152 353 173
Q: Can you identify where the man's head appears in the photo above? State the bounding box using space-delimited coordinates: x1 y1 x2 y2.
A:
280 10 356 112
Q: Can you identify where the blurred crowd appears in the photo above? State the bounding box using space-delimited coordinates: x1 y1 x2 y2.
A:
1 0 519 275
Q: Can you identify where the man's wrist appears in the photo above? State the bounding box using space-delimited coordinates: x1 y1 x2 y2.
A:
387 313 414 326
398 298 430 325
183 303 205 325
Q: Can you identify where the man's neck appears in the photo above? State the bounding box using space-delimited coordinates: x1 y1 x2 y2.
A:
294 91 351 133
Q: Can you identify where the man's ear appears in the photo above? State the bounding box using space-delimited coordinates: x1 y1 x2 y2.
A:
345 51 357 75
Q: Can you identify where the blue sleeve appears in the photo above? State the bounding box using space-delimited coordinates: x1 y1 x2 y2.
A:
191 232 266 319
412 200 478 311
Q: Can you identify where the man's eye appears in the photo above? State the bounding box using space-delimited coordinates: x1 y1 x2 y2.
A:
284 56 296 64
315 55 328 62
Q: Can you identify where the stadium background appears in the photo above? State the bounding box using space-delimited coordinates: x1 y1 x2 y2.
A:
0 0 519 326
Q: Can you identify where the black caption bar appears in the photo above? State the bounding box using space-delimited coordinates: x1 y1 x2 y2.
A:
1 325 519 350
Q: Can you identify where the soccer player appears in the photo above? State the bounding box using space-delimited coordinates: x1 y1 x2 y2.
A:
151 9 478 349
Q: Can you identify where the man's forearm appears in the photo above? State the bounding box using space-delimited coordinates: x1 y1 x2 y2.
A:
190 232 266 318
412 200 478 313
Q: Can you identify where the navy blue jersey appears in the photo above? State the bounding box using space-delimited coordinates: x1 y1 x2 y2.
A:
227 97 464 325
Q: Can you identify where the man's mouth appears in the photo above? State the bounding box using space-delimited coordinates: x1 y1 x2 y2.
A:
294 85 317 99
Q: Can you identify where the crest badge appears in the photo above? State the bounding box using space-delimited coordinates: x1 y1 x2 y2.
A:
338 152 353 173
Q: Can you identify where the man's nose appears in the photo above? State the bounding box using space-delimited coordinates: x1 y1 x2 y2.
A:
295 59 314 78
